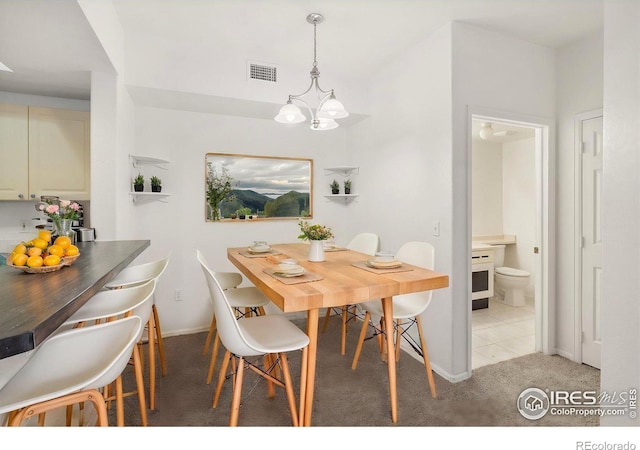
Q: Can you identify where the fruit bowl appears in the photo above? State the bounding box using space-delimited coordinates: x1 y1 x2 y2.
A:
7 260 65 273
62 253 80 266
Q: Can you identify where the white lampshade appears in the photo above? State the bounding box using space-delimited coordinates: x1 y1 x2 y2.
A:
274 103 306 124
317 97 349 119
479 123 494 140
311 118 338 131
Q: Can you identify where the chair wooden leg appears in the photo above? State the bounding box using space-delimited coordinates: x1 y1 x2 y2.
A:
213 350 232 408
341 306 348 355
416 315 437 398
132 344 148 426
229 356 244 427
152 303 167 376
207 332 221 384
395 319 402 362
279 352 299 426
351 311 370 370
265 354 276 398
202 314 216 356
147 315 157 410
115 374 124 426
298 347 308 426
38 412 46 426
321 307 332 332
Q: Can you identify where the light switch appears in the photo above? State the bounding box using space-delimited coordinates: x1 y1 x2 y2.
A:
432 221 440 237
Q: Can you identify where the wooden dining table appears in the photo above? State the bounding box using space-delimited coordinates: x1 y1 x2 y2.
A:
227 242 449 426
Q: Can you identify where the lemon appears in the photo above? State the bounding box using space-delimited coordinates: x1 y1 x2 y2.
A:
12 253 28 266
43 254 61 266
26 255 44 268
54 236 72 250
47 245 64 257
32 238 48 250
13 243 27 254
38 229 52 243
64 245 79 257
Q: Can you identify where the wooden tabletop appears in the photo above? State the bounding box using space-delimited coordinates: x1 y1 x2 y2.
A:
0 240 150 359
228 243 450 312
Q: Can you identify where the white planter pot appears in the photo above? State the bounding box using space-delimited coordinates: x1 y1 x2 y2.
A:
307 240 325 262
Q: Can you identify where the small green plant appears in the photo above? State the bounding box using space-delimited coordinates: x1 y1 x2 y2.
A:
330 179 340 193
150 176 161 187
133 173 144 191
343 179 351 189
236 207 252 218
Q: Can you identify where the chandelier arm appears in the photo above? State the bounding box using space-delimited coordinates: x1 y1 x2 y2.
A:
289 78 316 101
289 96 317 122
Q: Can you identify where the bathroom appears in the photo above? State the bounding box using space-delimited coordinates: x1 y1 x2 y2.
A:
471 119 537 369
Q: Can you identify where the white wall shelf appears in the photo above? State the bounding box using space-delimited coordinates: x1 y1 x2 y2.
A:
323 166 359 177
130 155 170 170
129 192 171 203
324 194 359 204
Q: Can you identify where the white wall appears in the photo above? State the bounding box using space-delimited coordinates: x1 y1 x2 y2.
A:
471 139 503 236
129 107 349 334
555 32 603 359
601 0 640 426
502 137 536 293
348 23 457 378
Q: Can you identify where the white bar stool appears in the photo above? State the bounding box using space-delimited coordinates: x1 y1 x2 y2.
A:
103 257 169 410
0 316 142 427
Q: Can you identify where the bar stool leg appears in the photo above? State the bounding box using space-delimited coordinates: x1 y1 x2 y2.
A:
152 303 167 376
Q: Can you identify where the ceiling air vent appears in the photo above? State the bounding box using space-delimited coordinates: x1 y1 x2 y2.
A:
248 61 277 83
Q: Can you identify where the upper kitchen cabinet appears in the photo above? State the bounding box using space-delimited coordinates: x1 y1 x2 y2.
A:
28 107 91 200
0 104 29 200
0 104 91 201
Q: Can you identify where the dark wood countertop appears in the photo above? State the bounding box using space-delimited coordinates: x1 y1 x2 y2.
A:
0 240 150 359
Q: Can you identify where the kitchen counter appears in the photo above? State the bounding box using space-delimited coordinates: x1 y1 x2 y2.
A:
0 240 150 359
472 234 517 246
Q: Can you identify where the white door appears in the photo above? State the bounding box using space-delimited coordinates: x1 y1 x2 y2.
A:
580 114 603 369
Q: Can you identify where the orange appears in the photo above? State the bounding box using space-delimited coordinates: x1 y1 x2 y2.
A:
13 243 27 254
12 253 28 267
38 229 52 243
54 236 72 250
26 247 42 257
26 255 44 268
32 238 48 250
47 245 64 257
43 254 61 266
64 245 79 257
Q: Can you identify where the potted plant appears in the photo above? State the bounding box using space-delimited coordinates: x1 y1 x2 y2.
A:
330 179 340 195
344 179 352 195
133 173 144 192
237 207 251 220
150 176 162 193
298 220 334 262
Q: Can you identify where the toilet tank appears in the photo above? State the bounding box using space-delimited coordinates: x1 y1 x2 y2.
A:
490 245 505 267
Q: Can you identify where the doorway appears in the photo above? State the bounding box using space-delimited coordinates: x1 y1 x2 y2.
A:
468 109 555 372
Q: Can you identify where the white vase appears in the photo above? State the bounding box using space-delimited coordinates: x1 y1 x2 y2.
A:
308 240 325 262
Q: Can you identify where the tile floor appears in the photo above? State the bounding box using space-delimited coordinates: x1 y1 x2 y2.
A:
472 296 536 369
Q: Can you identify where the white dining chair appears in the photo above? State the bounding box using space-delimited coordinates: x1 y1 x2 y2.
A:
196 250 271 385
197 251 309 426
0 316 142 426
351 241 437 399
322 232 380 354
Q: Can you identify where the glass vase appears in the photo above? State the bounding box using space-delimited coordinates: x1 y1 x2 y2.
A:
54 219 74 239
308 240 325 262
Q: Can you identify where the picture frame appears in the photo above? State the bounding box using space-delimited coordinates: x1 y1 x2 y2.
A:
205 153 313 221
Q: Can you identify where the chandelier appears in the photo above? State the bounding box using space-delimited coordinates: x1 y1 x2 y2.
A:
274 13 348 131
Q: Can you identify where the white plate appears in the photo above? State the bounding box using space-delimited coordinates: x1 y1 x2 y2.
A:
248 246 271 253
366 259 402 269
274 271 305 278
275 263 303 272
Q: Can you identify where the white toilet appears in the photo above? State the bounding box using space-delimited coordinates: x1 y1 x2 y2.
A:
490 245 530 307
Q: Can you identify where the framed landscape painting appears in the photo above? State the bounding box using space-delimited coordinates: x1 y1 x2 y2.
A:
205 153 313 221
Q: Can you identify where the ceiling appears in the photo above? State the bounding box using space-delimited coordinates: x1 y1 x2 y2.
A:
0 0 605 100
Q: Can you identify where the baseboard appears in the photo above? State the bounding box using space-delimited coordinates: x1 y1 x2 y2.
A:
554 348 574 362
398 340 471 383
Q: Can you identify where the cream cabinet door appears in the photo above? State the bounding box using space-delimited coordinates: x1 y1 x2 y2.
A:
28 107 91 200
0 103 29 200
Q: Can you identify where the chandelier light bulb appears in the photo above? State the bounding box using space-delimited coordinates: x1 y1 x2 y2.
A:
274 102 306 124
317 97 349 120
